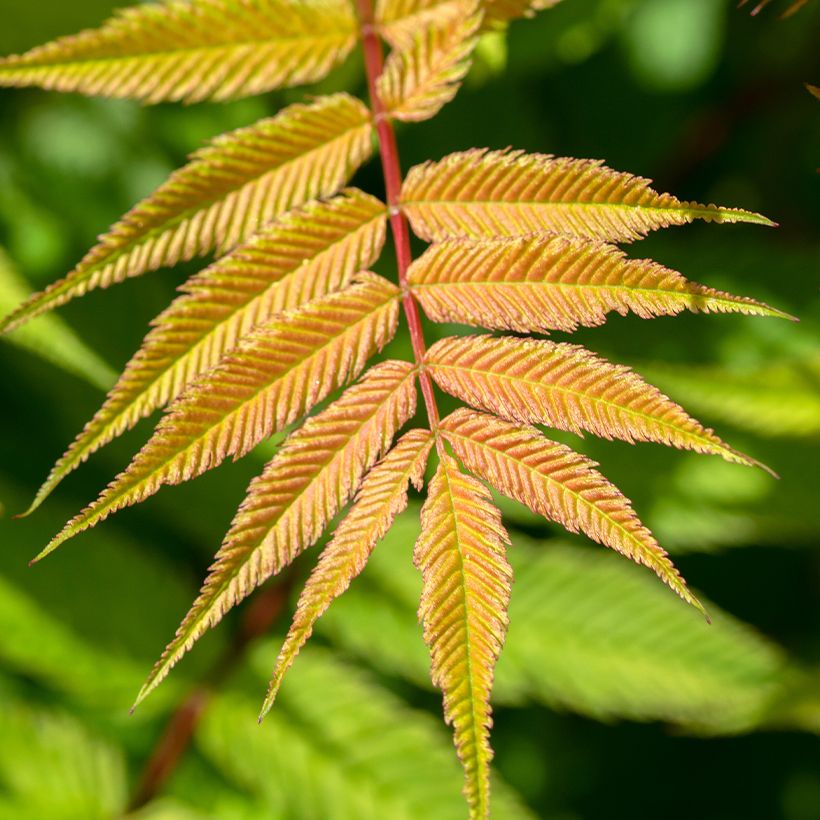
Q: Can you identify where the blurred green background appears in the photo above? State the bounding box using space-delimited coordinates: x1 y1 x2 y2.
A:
0 1 818 818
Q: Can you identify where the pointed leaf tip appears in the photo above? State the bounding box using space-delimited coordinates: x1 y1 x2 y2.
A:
415 453 511 816
440 408 699 610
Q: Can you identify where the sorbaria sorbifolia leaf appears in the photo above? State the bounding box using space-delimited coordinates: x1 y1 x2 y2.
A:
0 2 790 816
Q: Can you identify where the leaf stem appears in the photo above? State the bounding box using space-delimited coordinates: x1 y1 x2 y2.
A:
355 0 442 438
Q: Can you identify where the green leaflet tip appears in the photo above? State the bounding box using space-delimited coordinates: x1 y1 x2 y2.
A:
15 494 45 520
258 682 281 723
131 679 157 715
712 208 778 228
30 529 71 564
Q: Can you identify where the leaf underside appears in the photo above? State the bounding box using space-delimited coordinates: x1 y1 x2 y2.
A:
136 360 418 707
426 334 766 470
440 408 700 610
408 235 793 333
39 274 400 559
401 148 774 243
0 94 373 336
414 452 512 818
0 0 357 103
25 189 387 516
261 428 434 718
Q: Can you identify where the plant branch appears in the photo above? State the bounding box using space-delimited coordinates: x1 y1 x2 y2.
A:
355 0 442 438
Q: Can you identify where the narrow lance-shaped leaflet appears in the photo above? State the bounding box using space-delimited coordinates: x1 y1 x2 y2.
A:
401 148 775 244
407 235 794 334
414 452 512 819
440 407 703 611
378 2 482 123
426 334 771 473
0 0 358 103
375 0 561 49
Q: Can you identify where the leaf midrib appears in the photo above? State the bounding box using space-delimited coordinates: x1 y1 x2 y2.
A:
400 198 770 224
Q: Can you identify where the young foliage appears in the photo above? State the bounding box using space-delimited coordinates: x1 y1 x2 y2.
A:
407 235 792 333
261 428 433 718
318 511 813 734
0 0 357 103
376 0 560 48
0 1 790 816
378 2 482 122
136 359 417 707
25 190 387 516
414 453 512 817
439 409 698 607
401 148 774 243
425 335 767 470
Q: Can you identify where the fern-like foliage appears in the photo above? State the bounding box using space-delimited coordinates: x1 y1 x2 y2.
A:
376 0 560 48
25 189 387 516
0 2 790 817
261 428 434 718
425 335 768 470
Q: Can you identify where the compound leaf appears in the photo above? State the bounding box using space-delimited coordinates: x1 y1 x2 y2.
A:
0 0 357 103
440 408 700 610
261 428 434 718
401 148 773 243
26 190 387 516
427 335 766 470
39 274 400 559
0 94 373 335
414 452 512 819
137 360 418 707
408 235 793 333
